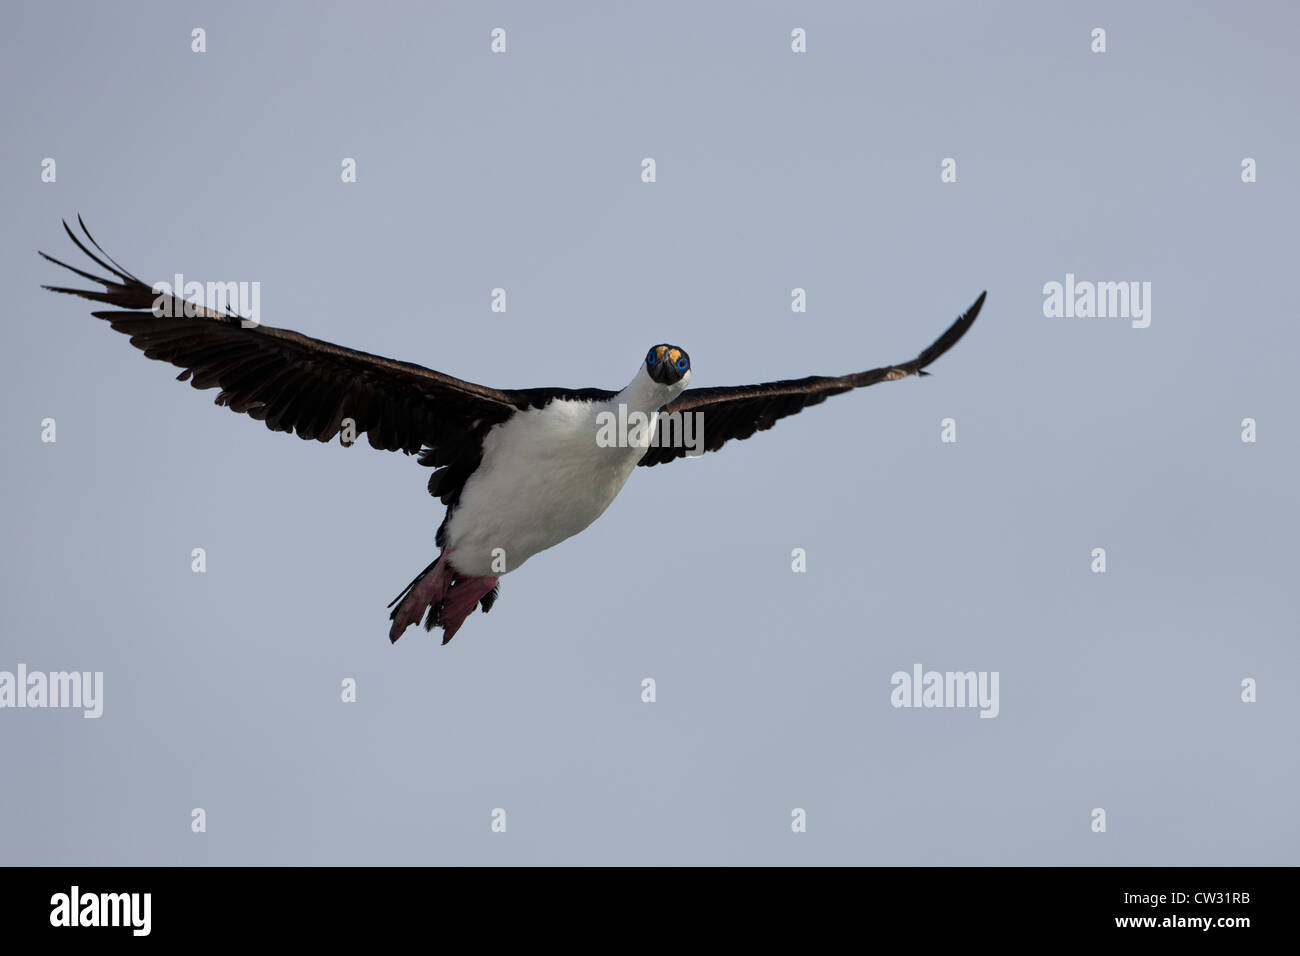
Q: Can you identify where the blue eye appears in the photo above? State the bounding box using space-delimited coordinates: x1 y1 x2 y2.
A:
676 357 688 372
647 349 657 366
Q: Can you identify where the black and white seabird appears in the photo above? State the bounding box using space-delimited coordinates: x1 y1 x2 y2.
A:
42 219 985 644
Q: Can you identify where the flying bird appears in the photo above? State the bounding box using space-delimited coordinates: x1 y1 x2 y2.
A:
42 219 985 644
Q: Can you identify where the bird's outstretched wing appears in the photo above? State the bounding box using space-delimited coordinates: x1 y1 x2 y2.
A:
41 218 532 494
637 291 985 467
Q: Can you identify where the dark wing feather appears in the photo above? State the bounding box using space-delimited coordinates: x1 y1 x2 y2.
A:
638 291 985 467
41 218 521 477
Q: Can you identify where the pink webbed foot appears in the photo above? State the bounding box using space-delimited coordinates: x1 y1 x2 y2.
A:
388 557 453 642
432 575 499 645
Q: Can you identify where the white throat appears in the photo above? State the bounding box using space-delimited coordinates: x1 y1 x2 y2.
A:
615 364 690 414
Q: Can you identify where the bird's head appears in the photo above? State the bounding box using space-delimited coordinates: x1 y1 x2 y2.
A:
644 344 691 387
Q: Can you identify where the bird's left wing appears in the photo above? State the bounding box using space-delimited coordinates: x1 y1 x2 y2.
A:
41 218 524 466
637 292 985 467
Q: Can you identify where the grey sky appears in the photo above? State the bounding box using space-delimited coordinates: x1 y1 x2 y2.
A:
1 0 1296 865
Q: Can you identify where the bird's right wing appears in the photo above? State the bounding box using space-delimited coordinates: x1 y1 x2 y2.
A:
42 218 522 470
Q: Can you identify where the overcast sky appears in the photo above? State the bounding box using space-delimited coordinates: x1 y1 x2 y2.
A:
1 0 1296 865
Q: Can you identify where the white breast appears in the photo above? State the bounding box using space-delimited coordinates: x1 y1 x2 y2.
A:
440 396 649 576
